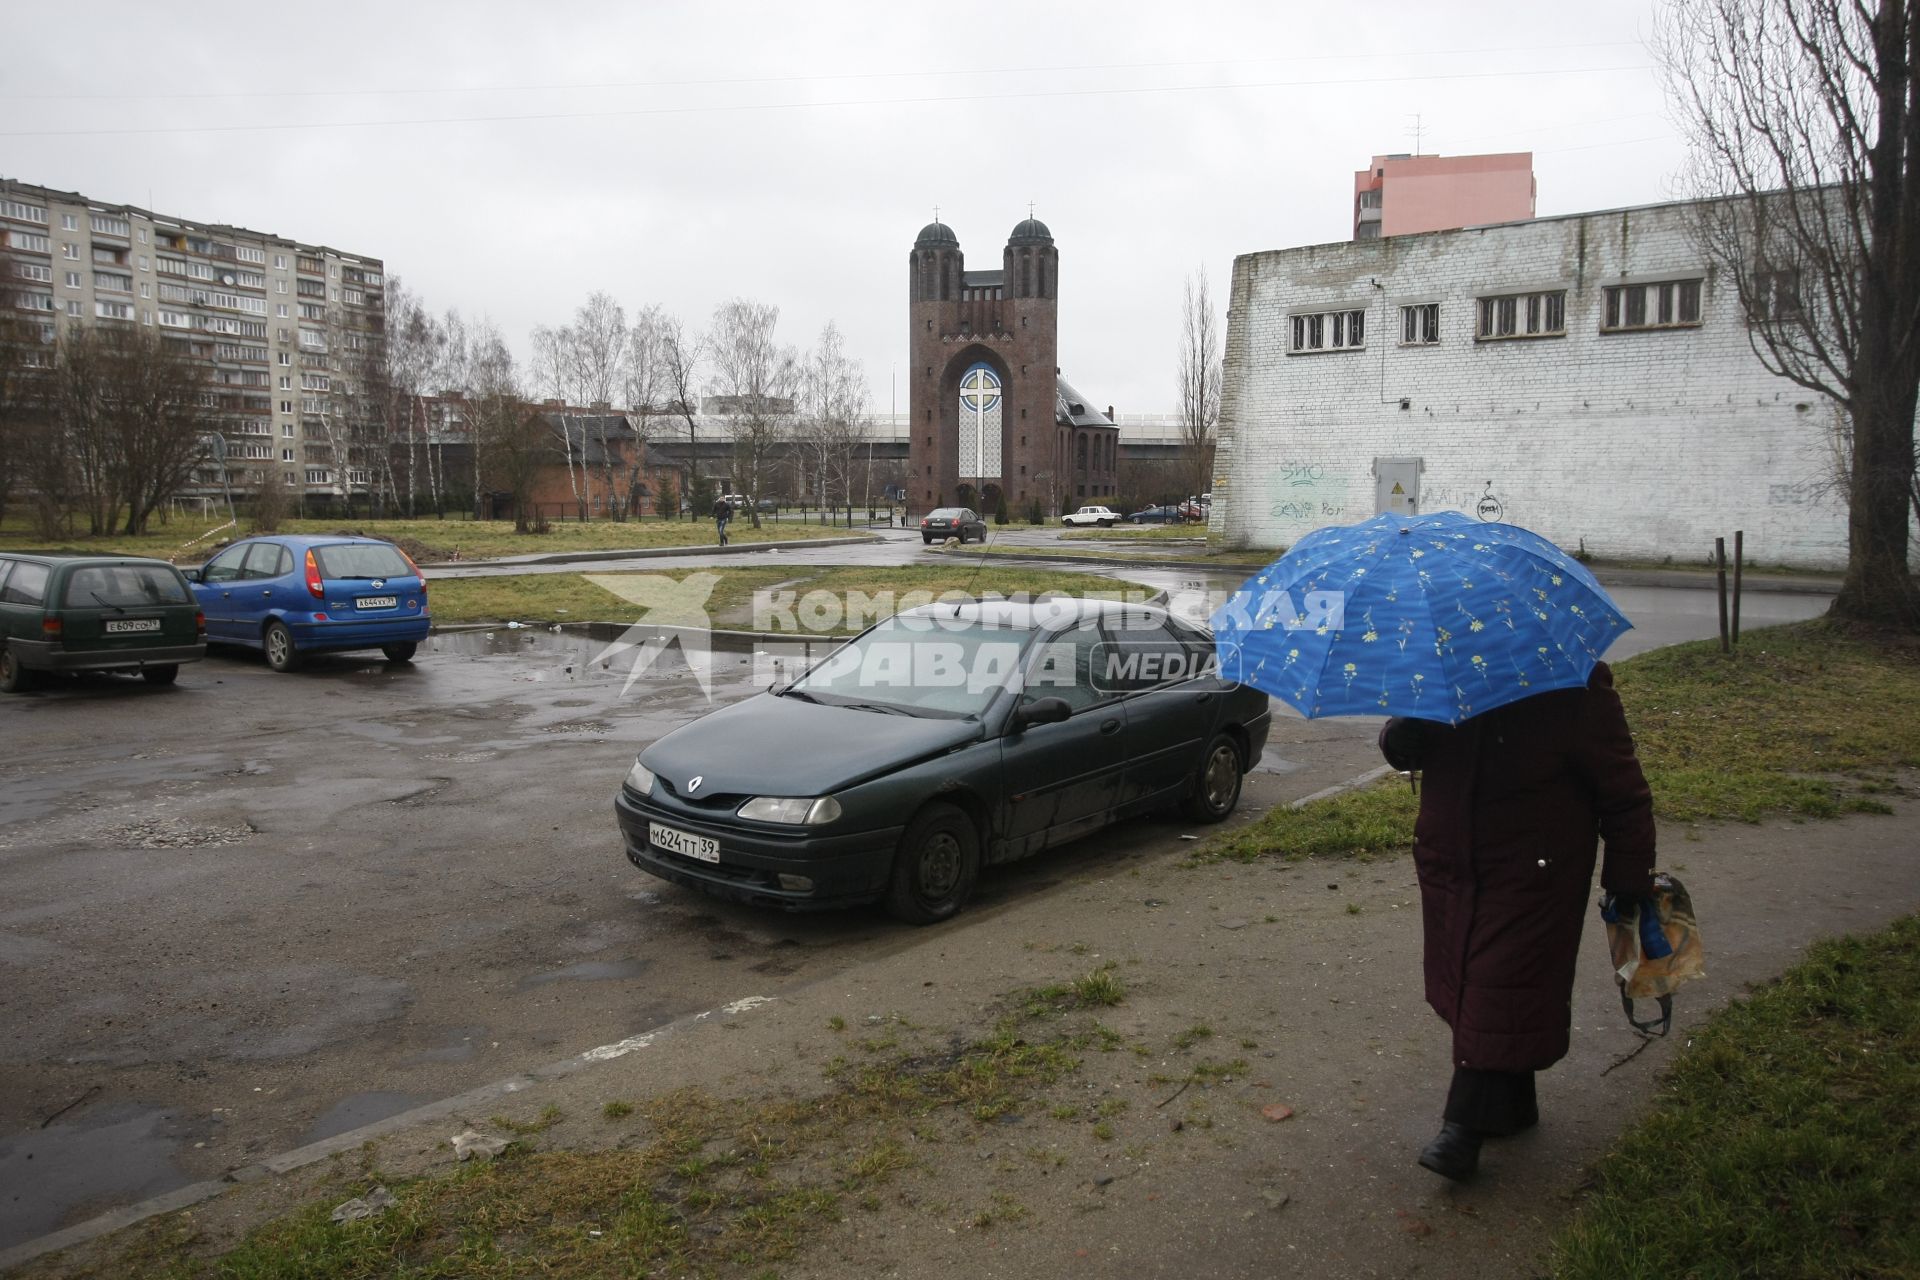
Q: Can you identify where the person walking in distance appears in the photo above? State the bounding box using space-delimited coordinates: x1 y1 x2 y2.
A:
1378 662 1657 1182
713 495 732 547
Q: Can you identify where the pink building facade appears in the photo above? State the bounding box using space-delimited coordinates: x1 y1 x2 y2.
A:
1353 152 1536 239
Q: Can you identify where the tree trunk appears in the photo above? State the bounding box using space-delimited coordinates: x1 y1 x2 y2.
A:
1831 379 1920 626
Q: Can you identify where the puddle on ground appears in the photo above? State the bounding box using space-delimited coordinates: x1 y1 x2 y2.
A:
298 1091 432 1146
0 1103 204 1251
517 958 651 989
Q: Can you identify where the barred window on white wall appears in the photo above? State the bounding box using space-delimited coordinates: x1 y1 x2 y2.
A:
1288 308 1366 353
1476 290 1565 340
1602 279 1702 331
1400 303 1440 345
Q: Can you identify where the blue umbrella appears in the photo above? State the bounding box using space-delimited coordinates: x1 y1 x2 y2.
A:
1211 511 1632 724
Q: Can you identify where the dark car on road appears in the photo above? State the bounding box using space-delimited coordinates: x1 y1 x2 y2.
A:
614 598 1271 922
0 554 205 692
919 507 988 545
1126 505 1190 525
186 535 430 672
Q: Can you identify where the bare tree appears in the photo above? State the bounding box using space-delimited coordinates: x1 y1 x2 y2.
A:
658 314 705 514
797 321 871 512
566 293 629 519
623 304 670 519
101 325 215 535
1658 0 1919 627
529 323 584 518
469 329 547 532
1177 267 1223 511
708 298 798 530
383 278 442 517
0 261 55 529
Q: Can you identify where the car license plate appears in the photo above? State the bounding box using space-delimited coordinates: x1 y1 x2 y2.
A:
105 619 161 633
356 595 398 610
649 821 719 863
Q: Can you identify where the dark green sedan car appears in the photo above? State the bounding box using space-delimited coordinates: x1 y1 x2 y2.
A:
614 597 1271 923
0 554 206 692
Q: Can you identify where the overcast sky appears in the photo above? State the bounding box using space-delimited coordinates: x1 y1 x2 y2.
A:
3 0 1684 416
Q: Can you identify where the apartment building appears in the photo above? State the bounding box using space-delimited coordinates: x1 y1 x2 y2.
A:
1352 152 1536 240
0 177 384 504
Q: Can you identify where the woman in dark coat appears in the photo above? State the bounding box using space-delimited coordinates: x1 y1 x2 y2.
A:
1379 660 1656 1182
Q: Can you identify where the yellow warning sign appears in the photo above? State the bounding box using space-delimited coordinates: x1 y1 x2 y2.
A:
1391 481 1405 495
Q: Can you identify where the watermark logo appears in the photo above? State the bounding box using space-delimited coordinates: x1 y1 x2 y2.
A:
583 572 720 699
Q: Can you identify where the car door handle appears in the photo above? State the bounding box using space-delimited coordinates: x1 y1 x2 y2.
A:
1197 692 1214 703
1100 718 1121 736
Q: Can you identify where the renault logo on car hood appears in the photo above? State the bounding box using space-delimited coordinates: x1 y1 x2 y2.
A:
687 775 703 793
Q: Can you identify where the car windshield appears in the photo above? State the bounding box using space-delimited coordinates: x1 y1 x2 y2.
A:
314 544 412 580
788 615 1032 717
63 565 190 608
927 508 964 519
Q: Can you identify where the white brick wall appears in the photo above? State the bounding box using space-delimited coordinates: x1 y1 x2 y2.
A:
1210 198 1890 571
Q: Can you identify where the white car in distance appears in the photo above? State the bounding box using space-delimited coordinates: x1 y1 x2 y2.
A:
1060 505 1119 527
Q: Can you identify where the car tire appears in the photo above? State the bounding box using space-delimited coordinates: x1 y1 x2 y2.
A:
922 535 934 545
381 643 417 663
1183 732 1244 823
956 527 968 545
0 647 33 694
1099 519 1115 528
885 802 981 925
263 620 300 673
141 664 179 686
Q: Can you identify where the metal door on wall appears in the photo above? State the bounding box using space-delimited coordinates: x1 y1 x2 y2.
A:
1374 457 1421 516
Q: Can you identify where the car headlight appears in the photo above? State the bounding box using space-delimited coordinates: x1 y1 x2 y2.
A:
625 760 655 796
736 795 842 826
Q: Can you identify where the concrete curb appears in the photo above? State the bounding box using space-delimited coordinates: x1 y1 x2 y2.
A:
422 534 883 571
0 996 777 1273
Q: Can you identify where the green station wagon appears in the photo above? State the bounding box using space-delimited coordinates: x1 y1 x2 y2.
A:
0 554 206 692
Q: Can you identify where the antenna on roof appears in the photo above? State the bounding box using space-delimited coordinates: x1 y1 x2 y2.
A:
1407 112 1426 156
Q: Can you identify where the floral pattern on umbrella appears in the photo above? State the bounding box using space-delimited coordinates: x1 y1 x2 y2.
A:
1210 510 1632 724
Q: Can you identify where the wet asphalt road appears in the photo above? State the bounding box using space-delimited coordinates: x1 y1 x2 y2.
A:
0 532 1832 1251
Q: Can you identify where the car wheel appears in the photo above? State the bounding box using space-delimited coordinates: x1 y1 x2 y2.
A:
1099 519 1115 528
141 664 179 686
381 643 417 663
0 648 33 693
886 802 981 925
922 535 934 545
956 527 968 545
263 621 300 672
1183 732 1244 823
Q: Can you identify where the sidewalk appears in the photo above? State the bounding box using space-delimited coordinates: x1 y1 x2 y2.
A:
15 791 1916 1277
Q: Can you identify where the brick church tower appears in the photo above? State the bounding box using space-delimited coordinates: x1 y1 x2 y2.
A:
907 215 1064 514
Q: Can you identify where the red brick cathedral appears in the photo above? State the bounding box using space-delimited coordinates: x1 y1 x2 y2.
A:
907 215 1117 515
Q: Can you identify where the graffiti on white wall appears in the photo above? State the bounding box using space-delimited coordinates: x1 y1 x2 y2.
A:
1265 463 1348 526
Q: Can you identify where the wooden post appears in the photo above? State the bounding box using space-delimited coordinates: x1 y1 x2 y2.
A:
1715 536 1730 654
1732 530 1744 645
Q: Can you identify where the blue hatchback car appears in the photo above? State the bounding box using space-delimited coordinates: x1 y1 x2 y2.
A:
187 535 431 672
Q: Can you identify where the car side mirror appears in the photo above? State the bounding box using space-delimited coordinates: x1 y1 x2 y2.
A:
182 568 203 583
1012 696 1072 731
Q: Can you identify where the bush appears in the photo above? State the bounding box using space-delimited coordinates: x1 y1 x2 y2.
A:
994 491 1010 525
1027 499 1045 525
656 478 678 521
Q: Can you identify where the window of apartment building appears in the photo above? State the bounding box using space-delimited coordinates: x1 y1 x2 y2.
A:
62 268 82 288
60 214 80 231
1399 303 1440 345
276 304 289 317
136 255 149 271
156 256 187 276
278 352 292 365
89 214 130 237
2 199 48 224
1288 308 1366 353
279 375 291 389
282 448 295 462
188 261 217 281
139 282 150 298
94 300 132 320
298 302 326 321
141 310 152 325
275 280 288 294
159 309 190 328
302 372 330 391
280 400 293 414
6 230 50 252
61 243 79 259
1476 290 1565 340
65 299 82 317
14 291 55 312
273 254 287 270
11 262 52 284
236 270 264 289
1602 278 1702 332
235 245 265 264
1749 268 1803 321
137 227 147 244
282 422 295 437
94 271 131 292
298 328 327 350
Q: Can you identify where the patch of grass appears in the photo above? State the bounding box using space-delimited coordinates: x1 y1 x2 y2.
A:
1172 1024 1214 1051
0 513 861 563
1071 966 1127 1007
1615 620 1920 822
489 1104 563 1135
600 1100 633 1121
1550 914 1920 1279
1092 1121 1116 1141
827 1015 846 1032
1193 779 1419 866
